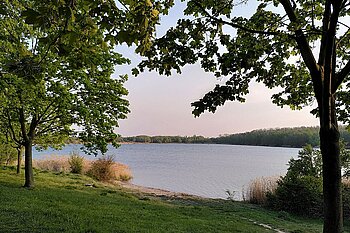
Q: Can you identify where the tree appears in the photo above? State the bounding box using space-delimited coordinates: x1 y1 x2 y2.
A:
136 0 350 232
0 0 170 188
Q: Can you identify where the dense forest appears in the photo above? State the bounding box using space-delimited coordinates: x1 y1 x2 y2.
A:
211 126 350 147
120 135 208 144
120 126 350 148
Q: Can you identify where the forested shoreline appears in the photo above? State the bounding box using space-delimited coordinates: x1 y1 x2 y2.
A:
119 126 350 148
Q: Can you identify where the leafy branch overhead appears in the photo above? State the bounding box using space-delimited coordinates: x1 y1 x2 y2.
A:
0 0 175 154
135 1 350 231
136 0 350 124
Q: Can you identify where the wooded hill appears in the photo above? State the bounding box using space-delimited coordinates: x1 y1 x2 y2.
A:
121 126 350 148
211 126 350 148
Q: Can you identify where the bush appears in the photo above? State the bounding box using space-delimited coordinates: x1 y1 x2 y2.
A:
267 176 323 217
87 155 132 182
68 152 84 174
110 163 133 181
87 155 115 181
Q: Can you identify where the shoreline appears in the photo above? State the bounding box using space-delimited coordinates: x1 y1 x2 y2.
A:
115 181 208 200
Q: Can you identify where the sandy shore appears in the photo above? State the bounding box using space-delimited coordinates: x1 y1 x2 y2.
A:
115 181 206 200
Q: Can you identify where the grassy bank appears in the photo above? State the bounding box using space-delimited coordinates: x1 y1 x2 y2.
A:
0 167 347 233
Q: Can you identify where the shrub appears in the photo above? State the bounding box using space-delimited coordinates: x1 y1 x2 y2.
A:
68 152 84 174
110 163 133 181
243 176 278 205
33 154 132 182
87 155 132 182
87 155 115 181
267 176 323 217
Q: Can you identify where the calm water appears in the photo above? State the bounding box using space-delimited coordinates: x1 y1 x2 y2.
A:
33 144 299 199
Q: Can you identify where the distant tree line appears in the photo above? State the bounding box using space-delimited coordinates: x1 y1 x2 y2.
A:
119 135 208 144
211 126 350 148
118 127 350 148
27 126 349 148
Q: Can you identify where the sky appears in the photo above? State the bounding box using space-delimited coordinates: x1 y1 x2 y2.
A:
114 1 319 138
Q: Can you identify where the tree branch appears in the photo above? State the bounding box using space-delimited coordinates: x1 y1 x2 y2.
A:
336 28 350 47
37 101 56 124
19 108 29 142
334 60 350 92
28 115 38 139
193 0 291 37
38 4 71 65
5 110 20 145
279 0 319 74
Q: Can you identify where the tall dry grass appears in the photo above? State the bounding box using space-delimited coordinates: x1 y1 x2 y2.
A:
33 155 71 173
242 176 279 205
33 155 132 181
87 155 133 182
342 177 350 187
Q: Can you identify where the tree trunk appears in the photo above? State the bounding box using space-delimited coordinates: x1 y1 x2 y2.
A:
320 95 343 233
24 141 34 188
16 147 23 174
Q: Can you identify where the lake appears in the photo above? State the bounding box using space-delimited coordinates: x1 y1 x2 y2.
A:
33 143 300 199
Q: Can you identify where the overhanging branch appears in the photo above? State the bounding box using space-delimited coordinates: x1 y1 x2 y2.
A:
334 60 350 92
279 0 322 102
193 0 291 37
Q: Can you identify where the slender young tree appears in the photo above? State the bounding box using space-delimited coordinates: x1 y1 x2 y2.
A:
136 0 350 232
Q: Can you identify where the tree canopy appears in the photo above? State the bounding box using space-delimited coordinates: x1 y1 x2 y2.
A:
0 0 174 187
135 0 350 232
136 0 350 125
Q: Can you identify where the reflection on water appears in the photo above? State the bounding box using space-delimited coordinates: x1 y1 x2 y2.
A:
33 143 299 199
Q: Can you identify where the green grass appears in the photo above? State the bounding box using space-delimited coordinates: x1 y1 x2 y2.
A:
0 166 348 233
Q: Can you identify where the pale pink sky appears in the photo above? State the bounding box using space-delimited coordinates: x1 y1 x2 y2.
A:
115 1 319 137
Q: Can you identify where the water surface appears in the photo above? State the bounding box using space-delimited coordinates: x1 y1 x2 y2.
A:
34 143 299 199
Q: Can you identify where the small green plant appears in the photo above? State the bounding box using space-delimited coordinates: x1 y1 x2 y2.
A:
68 152 84 174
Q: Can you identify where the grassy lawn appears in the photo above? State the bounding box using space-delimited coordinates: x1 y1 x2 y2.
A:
0 167 348 233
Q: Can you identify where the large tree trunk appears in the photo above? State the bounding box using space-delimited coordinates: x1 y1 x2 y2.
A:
320 95 343 233
16 147 23 174
24 141 34 188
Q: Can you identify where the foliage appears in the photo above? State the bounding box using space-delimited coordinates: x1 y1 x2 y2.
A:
0 142 17 165
68 152 84 174
0 0 132 154
136 1 350 227
120 126 350 147
267 176 324 217
287 145 323 178
267 145 350 217
136 0 350 123
0 0 171 187
121 135 208 144
286 144 350 178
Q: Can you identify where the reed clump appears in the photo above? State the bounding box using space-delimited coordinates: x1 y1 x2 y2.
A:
33 154 132 182
33 155 70 173
242 176 279 205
